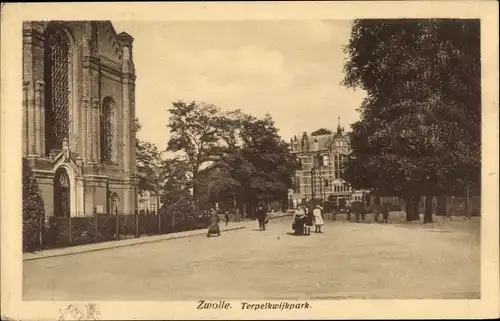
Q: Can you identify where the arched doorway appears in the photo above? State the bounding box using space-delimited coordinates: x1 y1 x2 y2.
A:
54 168 71 217
108 192 119 215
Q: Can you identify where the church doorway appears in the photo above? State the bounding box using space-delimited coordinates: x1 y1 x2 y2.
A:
54 168 71 217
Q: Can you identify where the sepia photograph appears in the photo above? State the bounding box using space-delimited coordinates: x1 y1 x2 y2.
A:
1 2 499 320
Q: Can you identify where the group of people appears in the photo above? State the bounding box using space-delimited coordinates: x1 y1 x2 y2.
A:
292 204 324 236
206 204 269 237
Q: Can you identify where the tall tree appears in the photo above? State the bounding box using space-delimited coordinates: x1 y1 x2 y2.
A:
135 118 163 193
342 19 481 222
227 113 300 213
166 101 232 210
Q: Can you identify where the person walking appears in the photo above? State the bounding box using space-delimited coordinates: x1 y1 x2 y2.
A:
382 204 389 223
313 204 324 233
206 208 221 237
256 204 267 231
224 211 230 226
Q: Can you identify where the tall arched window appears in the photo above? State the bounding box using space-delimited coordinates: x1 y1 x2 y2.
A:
100 96 117 163
44 25 71 154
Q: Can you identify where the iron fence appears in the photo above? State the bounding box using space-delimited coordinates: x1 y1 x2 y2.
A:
22 211 211 252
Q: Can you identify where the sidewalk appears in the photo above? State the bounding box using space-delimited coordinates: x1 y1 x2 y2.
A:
23 212 291 261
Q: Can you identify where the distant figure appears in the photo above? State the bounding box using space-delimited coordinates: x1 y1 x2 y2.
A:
382 204 389 223
256 204 267 231
292 206 306 235
224 211 230 226
313 204 324 233
206 208 221 237
374 205 381 222
304 205 314 236
346 205 351 221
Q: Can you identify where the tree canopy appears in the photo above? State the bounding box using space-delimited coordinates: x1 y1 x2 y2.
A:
165 100 299 213
342 19 481 222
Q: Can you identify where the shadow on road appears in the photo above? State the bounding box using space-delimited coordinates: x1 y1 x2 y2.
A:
285 232 305 236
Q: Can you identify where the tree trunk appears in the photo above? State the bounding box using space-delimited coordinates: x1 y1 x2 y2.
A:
413 196 420 222
423 196 433 223
437 195 446 216
405 195 417 221
466 185 471 219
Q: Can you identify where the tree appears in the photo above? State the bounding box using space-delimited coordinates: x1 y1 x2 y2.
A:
166 101 234 210
158 157 194 225
227 113 300 213
342 19 481 222
23 158 45 250
196 162 241 209
311 128 332 136
135 118 163 193
23 158 45 219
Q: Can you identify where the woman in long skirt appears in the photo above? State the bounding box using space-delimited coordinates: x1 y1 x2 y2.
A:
206 209 221 237
293 206 306 235
313 204 324 233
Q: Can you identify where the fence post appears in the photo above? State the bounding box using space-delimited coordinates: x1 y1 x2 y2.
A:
68 216 73 245
94 211 98 242
39 215 43 249
158 211 161 234
135 212 139 238
115 214 119 240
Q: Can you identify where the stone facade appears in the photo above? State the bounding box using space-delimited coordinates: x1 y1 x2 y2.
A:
23 21 138 217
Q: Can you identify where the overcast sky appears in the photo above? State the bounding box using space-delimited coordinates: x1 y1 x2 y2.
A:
112 20 366 151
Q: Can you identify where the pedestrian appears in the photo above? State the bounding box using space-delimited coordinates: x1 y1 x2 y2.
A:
292 206 306 235
313 204 324 233
374 205 381 222
256 204 267 231
224 211 230 226
206 208 221 237
382 203 389 223
304 205 314 235
346 205 351 221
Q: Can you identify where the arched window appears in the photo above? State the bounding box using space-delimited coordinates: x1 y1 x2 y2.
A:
100 97 117 163
44 25 71 154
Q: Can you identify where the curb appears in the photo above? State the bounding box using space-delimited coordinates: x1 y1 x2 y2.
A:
23 214 291 261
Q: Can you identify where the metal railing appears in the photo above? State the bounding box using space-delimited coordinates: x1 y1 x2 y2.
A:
22 210 212 252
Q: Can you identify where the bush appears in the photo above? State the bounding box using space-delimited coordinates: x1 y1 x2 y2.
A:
22 158 45 252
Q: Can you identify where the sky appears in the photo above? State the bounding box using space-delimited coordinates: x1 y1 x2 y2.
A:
112 20 367 152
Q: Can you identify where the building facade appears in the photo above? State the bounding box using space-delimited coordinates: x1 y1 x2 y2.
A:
289 121 369 208
23 21 138 217
138 191 161 213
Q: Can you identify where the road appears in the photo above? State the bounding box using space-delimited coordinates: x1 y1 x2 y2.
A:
23 216 480 300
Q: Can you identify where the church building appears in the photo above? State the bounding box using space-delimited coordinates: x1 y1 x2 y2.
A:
22 21 138 217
